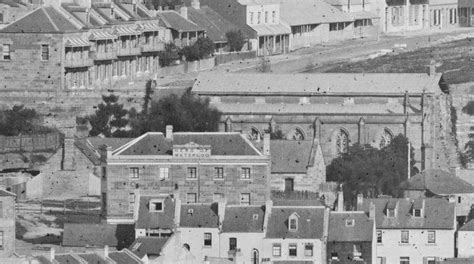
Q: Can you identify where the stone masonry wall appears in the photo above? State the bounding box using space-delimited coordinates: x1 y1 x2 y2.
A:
0 196 15 258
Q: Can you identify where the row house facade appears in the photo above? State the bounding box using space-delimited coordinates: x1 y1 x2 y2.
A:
102 127 271 224
459 0 474 26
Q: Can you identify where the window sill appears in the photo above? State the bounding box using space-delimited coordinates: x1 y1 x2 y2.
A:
214 178 224 181
398 243 410 246
186 178 198 180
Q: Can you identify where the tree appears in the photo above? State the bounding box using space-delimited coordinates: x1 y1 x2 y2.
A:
88 94 130 137
461 101 474 165
180 37 215 62
158 43 180 66
225 30 245 52
133 90 221 134
0 105 39 136
326 134 416 208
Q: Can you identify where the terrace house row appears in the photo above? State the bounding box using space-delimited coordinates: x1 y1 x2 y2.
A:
0 0 205 91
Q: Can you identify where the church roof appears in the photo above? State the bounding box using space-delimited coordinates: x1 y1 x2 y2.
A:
192 72 443 96
406 169 474 194
0 6 79 33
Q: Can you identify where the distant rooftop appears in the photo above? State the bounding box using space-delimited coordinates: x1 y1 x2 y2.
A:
0 7 79 33
406 169 474 194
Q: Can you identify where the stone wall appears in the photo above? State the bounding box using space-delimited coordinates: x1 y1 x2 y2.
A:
0 195 15 258
0 133 61 153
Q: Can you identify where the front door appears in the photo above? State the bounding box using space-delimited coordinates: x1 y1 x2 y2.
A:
285 178 294 192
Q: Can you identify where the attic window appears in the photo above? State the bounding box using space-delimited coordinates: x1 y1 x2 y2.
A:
289 213 299 231
388 209 395 217
345 219 355 227
149 200 163 212
253 214 259 220
413 209 421 217
187 208 194 216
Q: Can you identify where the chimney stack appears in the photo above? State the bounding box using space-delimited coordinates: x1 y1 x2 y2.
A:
357 193 364 210
428 60 436 76
217 198 226 226
49 247 55 262
263 133 270 155
104 245 109 258
337 186 344 212
180 6 188 20
191 0 200 9
166 125 173 140
369 202 375 220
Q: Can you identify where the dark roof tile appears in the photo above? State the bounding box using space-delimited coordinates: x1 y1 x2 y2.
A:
459 219 474 232
222 206 265 233
265 207 326 239
108 250 143 264
270 140 313 173
180 203 219 228
328 212 374 242
136 195 176 229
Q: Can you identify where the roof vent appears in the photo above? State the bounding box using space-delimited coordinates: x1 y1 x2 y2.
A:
253 214 258 220
187 208 194 215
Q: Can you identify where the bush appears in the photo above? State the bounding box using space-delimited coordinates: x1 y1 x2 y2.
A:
158 43 180 67
0 105 40 136
226 30 245 52
180 37 215 62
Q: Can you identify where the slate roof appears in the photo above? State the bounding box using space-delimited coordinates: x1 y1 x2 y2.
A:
77 253 108 264
109 249 143 264
75 137 133 165
222 206 265 233
136 195 176 229
406 169 474 194
265 207 326 239
358 198 456 230
114 132 261 156
62 223 135 247
279 0 353 25
54 255 81 264
328 212 374 242
180 203 219 228
0 189 16 197
156 11 204 32
188 6 245 42
0 7 79 33
270 140 313 173
459 219 474 232
129 237 170 258
192 72 443 96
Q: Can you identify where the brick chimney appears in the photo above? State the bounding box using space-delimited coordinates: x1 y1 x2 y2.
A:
369 202 375 220
180 6 188 20
217 198 226 226
191 0 200 9
174 196 181 227
263 133 270 155
49 247 55 262
166 125 173 140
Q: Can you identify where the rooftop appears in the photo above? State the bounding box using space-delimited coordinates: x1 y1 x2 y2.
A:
221 206 265 233
406 169 474 194
192 72 443 96
459 219 474 232
328 212 374 242
129 237 170 258
62 223 135 248
108 249 143 264
265 206 326 239
279 0 353 26
136 195 176 229
270 140 314 173
156 10 204 32
358 198 456 230
0 6 79 33
180 203 220 228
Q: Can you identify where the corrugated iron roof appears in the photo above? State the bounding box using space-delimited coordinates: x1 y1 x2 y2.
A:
65 37 91 47
89 30 117 40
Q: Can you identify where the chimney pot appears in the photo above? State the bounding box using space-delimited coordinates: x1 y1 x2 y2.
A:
180 6 188 20
166 125 173 140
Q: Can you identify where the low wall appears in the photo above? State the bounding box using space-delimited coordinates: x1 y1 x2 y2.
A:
215 51 257 65
0 132 62 154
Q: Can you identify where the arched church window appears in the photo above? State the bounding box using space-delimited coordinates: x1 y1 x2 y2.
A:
288 127 305 141
379 129 393 149
336 129 349 155
247 127 262 141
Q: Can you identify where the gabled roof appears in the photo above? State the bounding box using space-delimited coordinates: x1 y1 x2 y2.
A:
187 6 246 42
459 219 474 232
328 212 374 242
77 253 109 264
179 203 219 228
358 198 456 230
279 0 353 25
406 169 474 195
62 223 135 247
129 237 170 258
0 6 79 33
270 140 313 173
222 206 265 233
109 249 143 264
113 132 262 156
0 189 16 197
136 195 176 229
156 11 204 32
265 207 326 239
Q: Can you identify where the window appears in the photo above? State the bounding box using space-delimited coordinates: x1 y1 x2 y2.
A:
128 193 135 213
272 11 275 23
240 193 250 205
450 8 457 24
336 129 349 155
377 257 384 264
331 252 338 260
41 44 49 61
433 9 441 26
401 230 409 244
377 230 382 243
241 168 251 179
329 23 337 31
400 257 410 264
458 196 462 204
204 233 212 246
257 12 261 24
149 200 163 212
187 193 197 204
427 257 436 264
187 167 197 179
159 168 169 180
229 237 237 251
129 167 139 179
265 11 268 23
289 218 298 231
388 208 395 218
346 219 355 227
214 167 224 179
272 244 281 256
2 44 10 60
427 231 436 244
413 209 421 217
304 243 313 256
288 244 297 257
0 231 3 250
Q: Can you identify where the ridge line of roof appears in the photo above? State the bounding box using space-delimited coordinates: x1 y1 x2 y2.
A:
42 7 61 32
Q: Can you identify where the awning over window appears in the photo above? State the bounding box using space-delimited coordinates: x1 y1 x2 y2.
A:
64 37 91 47
250 23 291 37
113 26 141 36
140 22 162 32
89 31 117 40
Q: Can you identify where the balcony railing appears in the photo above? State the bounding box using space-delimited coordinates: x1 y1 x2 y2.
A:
64 58 93 68
89 51 117 61
141 42 165 53
117 47 141 57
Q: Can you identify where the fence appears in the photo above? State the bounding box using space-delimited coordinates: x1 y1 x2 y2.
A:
0 132 62 153
215 51 257 65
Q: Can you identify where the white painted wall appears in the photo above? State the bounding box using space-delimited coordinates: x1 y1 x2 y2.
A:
219 232 265 264
457 230 474 258
177 227 220 262
246 4 279 26
262 238 323 263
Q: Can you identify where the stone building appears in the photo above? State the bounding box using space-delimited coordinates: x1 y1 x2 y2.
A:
192 71 445 170
0 189 15 258
102 126 271 224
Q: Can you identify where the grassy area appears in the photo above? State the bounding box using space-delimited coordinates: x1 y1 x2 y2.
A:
321 38 474 84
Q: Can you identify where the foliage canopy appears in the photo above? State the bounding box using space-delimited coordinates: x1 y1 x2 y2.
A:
0 105 42 136
225 30 245 52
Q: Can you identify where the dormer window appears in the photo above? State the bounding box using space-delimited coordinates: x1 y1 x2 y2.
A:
388 209 395 217
345 219 355 227
187 208 194 216
386 200 397 218
413 209 421 217
149 200 164 212
289 213 299 231
412 199 423 218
